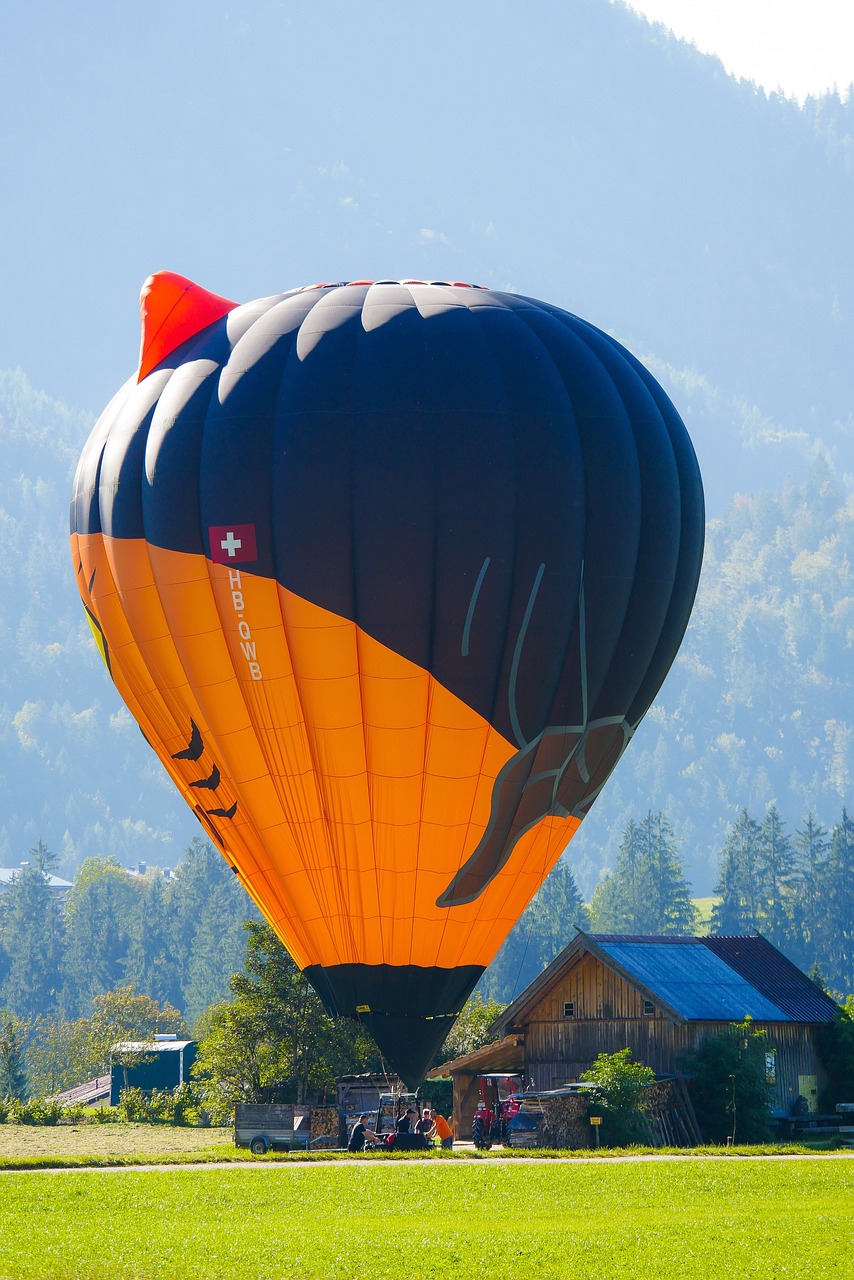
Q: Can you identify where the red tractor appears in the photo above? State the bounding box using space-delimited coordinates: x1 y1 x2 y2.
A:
471 1073 523 1148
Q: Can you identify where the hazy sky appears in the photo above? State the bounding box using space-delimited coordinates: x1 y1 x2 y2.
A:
624 0 854 100
2 0 851 416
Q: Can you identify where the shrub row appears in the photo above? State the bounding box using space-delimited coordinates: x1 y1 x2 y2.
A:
0 1083 208 1127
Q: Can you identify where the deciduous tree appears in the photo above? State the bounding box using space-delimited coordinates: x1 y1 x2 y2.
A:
435 994 506 1065
193 923 380 1108
86 986 186 1089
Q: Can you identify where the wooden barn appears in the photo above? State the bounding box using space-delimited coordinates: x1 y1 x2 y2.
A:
428 933 838 1138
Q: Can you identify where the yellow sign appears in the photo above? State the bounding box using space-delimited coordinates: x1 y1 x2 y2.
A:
355 1004 371 1014
589 1116 602 1125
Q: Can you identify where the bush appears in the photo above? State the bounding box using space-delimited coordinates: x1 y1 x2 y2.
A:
581 1048 655 1145
0 1098 9 1124
8 1098 64 1126
117 1083 202 1125
197 1093 235 1128
117 1087 147 1122
90 1105 118 1123
687 1018 772 1144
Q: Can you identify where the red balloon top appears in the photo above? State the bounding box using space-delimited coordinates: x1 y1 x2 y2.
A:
138 271 237 381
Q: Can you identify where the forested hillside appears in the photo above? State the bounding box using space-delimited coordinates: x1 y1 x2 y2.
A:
0 838 255 1030
3 0 854 511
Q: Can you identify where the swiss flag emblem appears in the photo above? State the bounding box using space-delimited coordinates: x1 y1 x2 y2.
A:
208 524 258 565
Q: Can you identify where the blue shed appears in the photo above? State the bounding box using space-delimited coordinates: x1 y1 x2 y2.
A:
110 1035 197 1105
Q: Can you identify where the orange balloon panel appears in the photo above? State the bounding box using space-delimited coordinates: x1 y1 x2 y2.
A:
72 531 580 973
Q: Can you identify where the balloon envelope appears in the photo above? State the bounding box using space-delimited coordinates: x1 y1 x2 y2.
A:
70 275 704 1085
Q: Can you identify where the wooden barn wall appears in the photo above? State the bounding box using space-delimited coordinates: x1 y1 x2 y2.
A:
450 1073 482 1139
522 953 827 1110
527 951 657 1023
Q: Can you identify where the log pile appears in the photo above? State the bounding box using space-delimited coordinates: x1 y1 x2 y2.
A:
540 1095 592 1149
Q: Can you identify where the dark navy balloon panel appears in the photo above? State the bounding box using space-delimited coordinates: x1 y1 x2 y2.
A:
70 273 703 1087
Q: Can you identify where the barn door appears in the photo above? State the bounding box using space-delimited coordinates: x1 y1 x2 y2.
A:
798 1074 818 1113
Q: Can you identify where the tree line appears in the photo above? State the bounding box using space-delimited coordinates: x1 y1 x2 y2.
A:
0 837 255 1029
2 806 852 1103
483 806 854 1002
712 805 854 991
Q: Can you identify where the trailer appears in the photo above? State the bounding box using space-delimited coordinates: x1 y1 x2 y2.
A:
234 1103 310 1154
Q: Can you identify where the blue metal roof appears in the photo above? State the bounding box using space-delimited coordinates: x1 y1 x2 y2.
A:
596 939 791 1022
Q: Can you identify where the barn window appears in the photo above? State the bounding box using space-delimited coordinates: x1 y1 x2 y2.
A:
563 1001 575 1019
765 1051 777 1084
643 1000 655 1017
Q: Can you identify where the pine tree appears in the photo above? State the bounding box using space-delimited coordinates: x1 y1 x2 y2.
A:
820 809 854 992
167 837 257 1026
589 812 696 936
0 865 64 1018
640 811 698 935
757 803 795 950
61 857 137 1016
589 820 647 934
0 1011 30 1100
28 839 58 874
478 858 590 1002
122 872 179 1010
711 809 763 934
790 813 830 970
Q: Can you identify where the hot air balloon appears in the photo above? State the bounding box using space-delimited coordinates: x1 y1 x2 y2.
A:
70 273 704 1086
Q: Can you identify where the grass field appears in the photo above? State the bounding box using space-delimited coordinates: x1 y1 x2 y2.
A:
692 896 720 934
1 1158 852 1279
0 1123 231 1163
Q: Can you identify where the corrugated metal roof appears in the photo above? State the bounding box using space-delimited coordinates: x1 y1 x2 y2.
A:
703 936 838 1024
491 932 839 1036
112 1040 193 1053
596 939 791 1022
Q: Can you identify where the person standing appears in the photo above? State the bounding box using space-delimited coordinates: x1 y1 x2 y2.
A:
430 1110 454 1149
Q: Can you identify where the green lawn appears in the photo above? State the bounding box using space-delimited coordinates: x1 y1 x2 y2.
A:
1 1159 852 1279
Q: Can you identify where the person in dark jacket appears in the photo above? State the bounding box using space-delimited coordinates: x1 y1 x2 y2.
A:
348 1115 378 1152
414 1107 433 1136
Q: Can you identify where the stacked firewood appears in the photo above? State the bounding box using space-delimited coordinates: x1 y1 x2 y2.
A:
540 1095 592 1149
